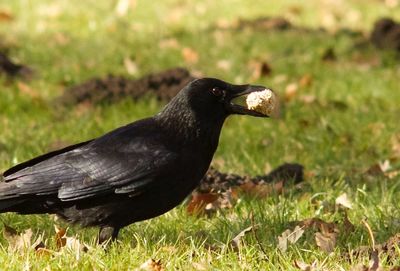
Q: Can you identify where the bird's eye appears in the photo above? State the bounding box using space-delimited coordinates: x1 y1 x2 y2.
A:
211 87 223 96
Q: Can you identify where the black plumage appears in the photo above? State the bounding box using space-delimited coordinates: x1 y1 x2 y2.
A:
0 78 268 243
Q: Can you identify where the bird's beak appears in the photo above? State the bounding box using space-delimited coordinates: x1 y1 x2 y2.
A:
225 85 271 117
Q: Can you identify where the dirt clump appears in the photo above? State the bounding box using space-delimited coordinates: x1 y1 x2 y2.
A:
237 16 292 31
197 163 303 193
0 52 33 79
58 67 195 105
371 18 400 52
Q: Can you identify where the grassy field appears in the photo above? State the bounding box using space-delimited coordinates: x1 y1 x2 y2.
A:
1 0 400 270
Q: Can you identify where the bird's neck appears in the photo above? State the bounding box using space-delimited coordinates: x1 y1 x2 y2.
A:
155 101 226 148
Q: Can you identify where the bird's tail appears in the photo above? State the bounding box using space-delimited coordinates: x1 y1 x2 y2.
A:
0 181 25 212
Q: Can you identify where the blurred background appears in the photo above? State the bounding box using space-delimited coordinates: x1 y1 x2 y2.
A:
0 1 400 269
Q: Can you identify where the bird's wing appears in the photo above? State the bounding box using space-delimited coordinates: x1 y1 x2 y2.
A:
58 144 178 201
1 122 179 202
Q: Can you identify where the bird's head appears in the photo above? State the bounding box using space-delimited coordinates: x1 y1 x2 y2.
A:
181 78 274 119
157 78 276 141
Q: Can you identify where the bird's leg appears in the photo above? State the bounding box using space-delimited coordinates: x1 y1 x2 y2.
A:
98 226 120 245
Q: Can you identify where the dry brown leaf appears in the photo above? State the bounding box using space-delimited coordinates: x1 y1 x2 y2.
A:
350 250 383 271
298 218 340 234
248 60 272 81
300 95 316 104
230 225 254 250
385 0 399 8
54 225 87 254
38 3 61 18
294 260 318 271
315 231 337 253
192 262 208 271
239 180 283 199
216 59 232 71
182 47 199 64
53 32 70 46
115 0 136 17
0 10 13 22
369 250 381 271
285 83 299 101
391 134 400 159
299 74 313 88
335 193 353 209
187 192 219 215
159 38 180 49
136 259 164 271
343 212 355 233
36 247 54 257
124 57 138 76
17 82 39 98
55 225 67 249
365 160 398 178
3 224 42 252
278 225 305 252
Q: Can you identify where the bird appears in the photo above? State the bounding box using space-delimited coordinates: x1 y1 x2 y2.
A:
0 78 269 243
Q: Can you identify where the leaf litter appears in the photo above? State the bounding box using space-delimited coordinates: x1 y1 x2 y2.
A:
188 163 304 215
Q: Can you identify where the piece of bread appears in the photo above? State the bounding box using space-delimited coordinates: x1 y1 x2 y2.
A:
246 89 276 116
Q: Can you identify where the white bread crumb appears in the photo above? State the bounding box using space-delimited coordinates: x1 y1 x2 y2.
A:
246 89 276 116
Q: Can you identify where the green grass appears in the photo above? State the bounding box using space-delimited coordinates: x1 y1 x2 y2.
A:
1 0 400 269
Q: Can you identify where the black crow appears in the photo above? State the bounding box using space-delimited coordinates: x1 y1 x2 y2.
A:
0 78 270 243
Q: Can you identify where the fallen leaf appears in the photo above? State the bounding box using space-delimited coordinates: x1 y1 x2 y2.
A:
315 231 337 253
298 218 340 234
335 193 353 209
124 57 138 76
299 74 313 88
369 250 380 271
192 262 208 271
36 247 54 257
239 180 284 198
294 260 318 270
158 38 179 49
230 225 254 250
300 95 316 104
54 225 87 256
37 3 61 18
167 7 184 24
285 83 299 101
3 224 42 252
53 32 70 46
17 82 39 98
115 0 136 17
278 225 305 252
248 60 272 81
136 259 164 271
182 47 199 64
365 160 397 178
385 0 399 8
187 192 219 215
391 134 400 159
54 225 67 249
343 212 355 233
216 59 232 71
0 10 13 22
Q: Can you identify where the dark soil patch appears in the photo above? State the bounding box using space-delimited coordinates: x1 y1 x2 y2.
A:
371 17 400 52
197 163 304 193
236 16 292 31
0 52 33 79
57 67 195 106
